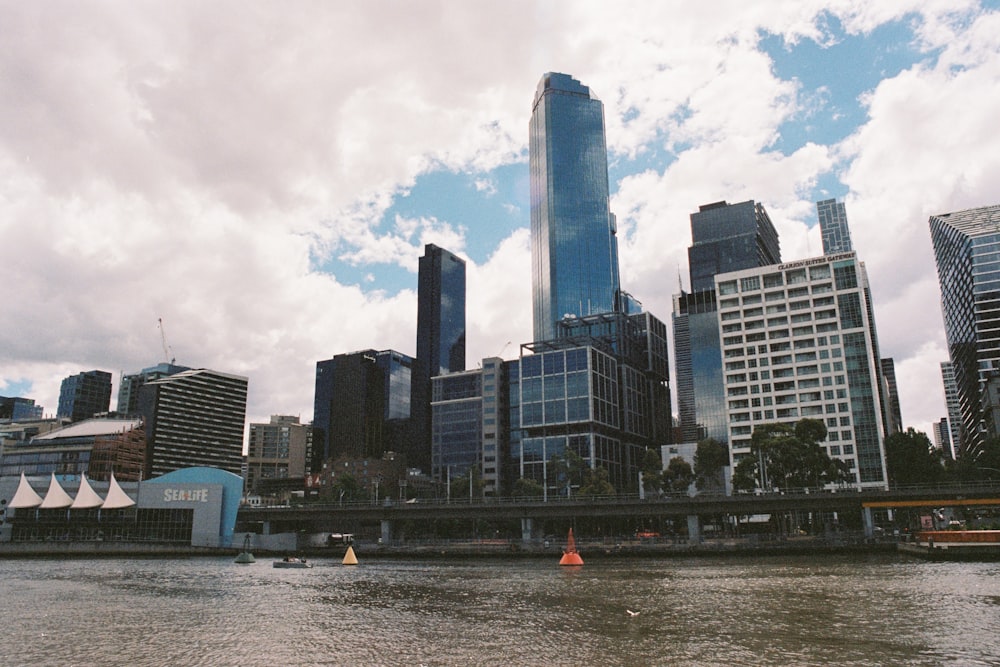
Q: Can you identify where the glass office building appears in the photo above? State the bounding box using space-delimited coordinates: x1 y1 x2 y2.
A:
57 370 112 423
412 244 466 473
674 200 781 445
688 200 780 293
930 204 1000 459
530 72 620 342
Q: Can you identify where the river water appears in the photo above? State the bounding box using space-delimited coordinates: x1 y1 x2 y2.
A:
2 552 998 666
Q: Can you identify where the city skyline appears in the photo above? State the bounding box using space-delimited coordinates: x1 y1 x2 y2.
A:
4 3 1000 440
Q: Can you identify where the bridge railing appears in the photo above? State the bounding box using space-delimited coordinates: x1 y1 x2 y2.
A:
247 479 1000 511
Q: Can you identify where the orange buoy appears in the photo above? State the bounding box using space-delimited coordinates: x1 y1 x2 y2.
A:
342 545 358 565
559 528 584 566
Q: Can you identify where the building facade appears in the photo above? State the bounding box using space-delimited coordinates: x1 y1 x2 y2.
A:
138 369 248 478
674 200 781 445
117 363 191 415
0 396 43 421
0 417 146 481
313 349 414 471
57 370 112 423
246 415 311 498
715 252 889 488
816 198 854 255
930 205 1000 460
529 72 620 342
411 244 466 473
941 361 962 459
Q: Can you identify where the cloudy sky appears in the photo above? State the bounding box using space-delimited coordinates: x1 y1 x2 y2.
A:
3 1 1000 443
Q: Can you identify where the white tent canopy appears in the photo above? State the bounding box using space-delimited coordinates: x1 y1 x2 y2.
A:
39 473 74 509
70 474 105 509
8 472 44 509
101 473 136 509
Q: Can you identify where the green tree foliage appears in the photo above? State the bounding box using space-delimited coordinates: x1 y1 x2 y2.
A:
952 435 1000 482
640 447 664 495
694 438 728 491
732 418 850 492
884 427 944 487
578 466 616 496
328 472 366 502
664 456 694 495
511 477 544 497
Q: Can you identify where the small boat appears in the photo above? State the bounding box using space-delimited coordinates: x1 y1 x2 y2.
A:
273 556 313 569
234 534 256 564
898 530 1000 561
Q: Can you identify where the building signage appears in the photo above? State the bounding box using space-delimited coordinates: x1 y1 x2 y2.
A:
778 251 855 271
163 488 210 503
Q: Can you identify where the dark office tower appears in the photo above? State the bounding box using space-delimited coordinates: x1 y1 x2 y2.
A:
411 244 466 473
137 368 248 478
57 370 112 422
529 72 621 342
312 349 413 471
117 362 191 415
688 200 780 292
880 358 903 436
673 200 781 444
816 198 854 255
930 204 1000 460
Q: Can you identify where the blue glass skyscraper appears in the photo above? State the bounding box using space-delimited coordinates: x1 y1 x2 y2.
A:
530 73 620 342
930 204 1000 459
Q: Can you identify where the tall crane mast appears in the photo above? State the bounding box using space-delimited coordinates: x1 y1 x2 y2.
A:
158 318 175 364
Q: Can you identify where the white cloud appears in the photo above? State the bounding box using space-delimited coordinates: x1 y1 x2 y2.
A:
2 0 998 446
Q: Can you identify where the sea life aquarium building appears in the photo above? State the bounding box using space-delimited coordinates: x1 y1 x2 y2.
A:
0 467 243 549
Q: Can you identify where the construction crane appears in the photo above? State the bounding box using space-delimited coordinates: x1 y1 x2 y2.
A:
158 318 175 364
496 341 511 359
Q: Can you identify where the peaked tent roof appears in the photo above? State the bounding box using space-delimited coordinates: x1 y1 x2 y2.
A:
101 472 135 509
8 472 44 508
70 473 105 509
39 473 74 509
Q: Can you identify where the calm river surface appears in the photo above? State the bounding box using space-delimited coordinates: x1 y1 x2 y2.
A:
2 552 998 666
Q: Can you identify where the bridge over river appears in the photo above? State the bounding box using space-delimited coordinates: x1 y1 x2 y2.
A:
237 481 1000 544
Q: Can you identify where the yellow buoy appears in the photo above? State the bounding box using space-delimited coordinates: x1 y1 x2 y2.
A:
342 545 358 565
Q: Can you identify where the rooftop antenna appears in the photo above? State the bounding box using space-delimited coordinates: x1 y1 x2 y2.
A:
158 318 175 364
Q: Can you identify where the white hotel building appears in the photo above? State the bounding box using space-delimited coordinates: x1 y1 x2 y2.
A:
714 251 890 490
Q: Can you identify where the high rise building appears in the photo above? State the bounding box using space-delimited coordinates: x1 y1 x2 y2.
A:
932 417 952 454
411 244 466 473
941 361 961 459
715 251 889 488
246 415 311 497
673 200 781 444
313 349 414 469
138 368 248 478
57 370 112 423
529 72 621 342
880 358 903 435
688 200 781 293
930 204 1000 459
816 198 854 255
117 363 191 415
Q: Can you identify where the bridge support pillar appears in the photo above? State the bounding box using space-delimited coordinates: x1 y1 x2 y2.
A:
521 518 534 544
262 521 271 535
380 520 393 545
687 515 701 545
862 506 874 539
